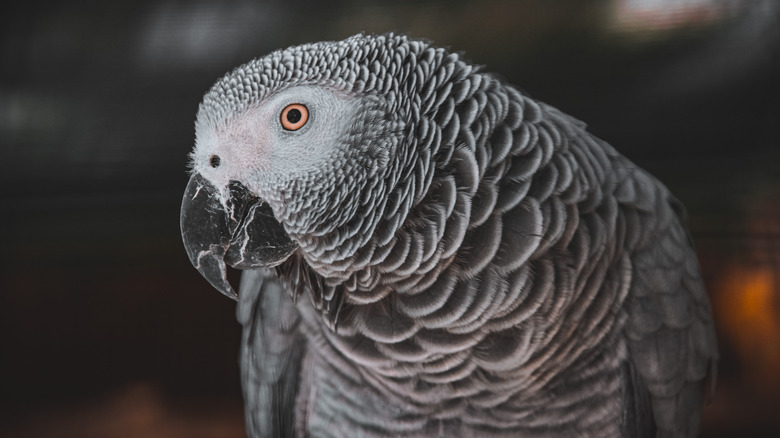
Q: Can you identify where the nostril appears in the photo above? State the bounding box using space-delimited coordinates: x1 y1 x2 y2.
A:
209 155 221 168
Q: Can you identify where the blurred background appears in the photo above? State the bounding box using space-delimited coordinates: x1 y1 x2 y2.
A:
1 0 778 436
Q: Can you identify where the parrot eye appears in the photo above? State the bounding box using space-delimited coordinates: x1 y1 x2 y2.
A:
209 155 221 168
280 104 309 131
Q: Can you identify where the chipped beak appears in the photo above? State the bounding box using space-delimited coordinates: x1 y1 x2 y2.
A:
180 173 298 299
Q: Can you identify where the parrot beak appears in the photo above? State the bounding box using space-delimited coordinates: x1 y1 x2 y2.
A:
180 173 298 300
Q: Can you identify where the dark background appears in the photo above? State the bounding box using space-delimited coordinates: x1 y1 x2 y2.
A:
2 0 779 436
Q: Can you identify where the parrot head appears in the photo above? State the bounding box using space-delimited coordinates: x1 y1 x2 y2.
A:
181 34 431 300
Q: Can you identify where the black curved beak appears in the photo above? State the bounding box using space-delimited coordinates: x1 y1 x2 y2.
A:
180 174 298 299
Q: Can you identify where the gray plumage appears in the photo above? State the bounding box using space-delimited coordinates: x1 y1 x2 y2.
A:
181 33 717 437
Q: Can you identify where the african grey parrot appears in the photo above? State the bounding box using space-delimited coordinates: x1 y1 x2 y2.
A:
180 33 717 437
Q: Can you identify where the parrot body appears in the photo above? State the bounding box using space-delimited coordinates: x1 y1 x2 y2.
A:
180 34 717 437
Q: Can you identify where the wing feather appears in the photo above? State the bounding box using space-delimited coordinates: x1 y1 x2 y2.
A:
237 269 307 438
621 175 718 437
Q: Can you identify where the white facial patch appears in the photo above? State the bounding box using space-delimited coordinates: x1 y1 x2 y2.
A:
191 85 360 203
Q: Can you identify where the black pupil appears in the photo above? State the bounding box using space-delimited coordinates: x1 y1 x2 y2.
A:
210 155 220 168
286 108 302 124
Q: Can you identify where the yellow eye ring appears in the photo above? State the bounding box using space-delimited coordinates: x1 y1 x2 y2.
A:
280 104 309 131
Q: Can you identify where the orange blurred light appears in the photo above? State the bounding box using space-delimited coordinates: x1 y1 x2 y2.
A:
716 265 780 390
